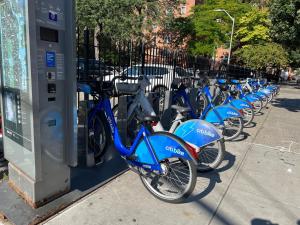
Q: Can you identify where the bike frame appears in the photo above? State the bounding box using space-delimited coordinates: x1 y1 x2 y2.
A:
88 96 163 172
172 86 225 125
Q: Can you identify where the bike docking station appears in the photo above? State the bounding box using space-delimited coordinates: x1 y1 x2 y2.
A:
0 1 126 224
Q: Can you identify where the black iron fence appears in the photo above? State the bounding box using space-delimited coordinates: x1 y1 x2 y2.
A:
76 28 279 91
77 28 213 93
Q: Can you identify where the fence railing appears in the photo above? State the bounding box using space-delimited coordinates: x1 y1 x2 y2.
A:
76 28 279 90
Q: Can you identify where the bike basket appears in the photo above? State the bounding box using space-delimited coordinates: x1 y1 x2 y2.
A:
116 83 140 95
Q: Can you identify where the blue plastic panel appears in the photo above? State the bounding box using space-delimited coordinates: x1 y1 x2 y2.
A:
174 119 222 148
205 105 241 123
230 99 252 110
134 133 192 165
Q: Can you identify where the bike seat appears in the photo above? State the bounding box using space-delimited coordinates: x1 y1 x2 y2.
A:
231 79 240 84
142 115 160 123
77 83 92 94
217 79 227 84
171 105 191 113
115 82 140 95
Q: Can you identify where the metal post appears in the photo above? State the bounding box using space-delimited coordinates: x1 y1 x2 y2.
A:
83 27 90 101
214 9 235 65
228 17 235 65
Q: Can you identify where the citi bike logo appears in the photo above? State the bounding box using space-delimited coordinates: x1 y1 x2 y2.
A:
105 114 114 132
227 111 238 116
241 104 249 108
165 146 185 156
196 129 215 138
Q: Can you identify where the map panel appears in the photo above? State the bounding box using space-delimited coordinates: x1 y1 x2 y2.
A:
0 0 32 151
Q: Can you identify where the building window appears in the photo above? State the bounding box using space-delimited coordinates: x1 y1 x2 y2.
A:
180 5 187 15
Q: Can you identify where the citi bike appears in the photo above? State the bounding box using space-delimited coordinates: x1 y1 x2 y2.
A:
218 79 264 115
112 75 225 172
167 76 244 141
212 79 255 127
77 80 197 203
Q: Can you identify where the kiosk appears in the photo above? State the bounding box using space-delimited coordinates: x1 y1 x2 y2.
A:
0 0 77 207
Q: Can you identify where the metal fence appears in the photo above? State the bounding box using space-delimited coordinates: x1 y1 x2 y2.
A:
76 28 278 92
76 28 212 91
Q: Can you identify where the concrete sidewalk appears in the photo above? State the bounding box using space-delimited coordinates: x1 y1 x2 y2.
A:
44 86 300 225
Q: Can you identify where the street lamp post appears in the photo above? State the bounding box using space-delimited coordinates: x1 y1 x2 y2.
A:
214 9 235 65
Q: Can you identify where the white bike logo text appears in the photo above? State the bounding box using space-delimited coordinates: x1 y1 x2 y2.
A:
196 129 215 138
165 146 185 156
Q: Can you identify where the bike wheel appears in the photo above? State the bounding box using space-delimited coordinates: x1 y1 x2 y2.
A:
252 99 263 114
195 93 208 117
213 88 227 106
242 107 254 127
262 96 268 108
197 139 225 172
88 112 111 158
222 117 244 141
139 134 197 203
152 85 168 115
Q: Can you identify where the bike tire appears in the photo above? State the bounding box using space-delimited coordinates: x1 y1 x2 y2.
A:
152 85 168 115
252 99 263 114
197 139 225 172
88 111 112 158
223 117 244 141
242 107 254 127
139 132 197 203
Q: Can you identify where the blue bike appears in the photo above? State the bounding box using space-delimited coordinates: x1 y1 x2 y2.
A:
78 80 197 203
212 79 255 127
169 77 244 141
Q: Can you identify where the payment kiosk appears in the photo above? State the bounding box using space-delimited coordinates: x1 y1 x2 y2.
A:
0 0 77 207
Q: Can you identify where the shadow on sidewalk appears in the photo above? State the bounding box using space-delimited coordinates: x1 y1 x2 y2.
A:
272 98 300 112
186 151 236 203
251 218 279 225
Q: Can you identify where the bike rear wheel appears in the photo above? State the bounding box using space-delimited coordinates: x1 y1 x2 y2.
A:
197 139 225 172
222 117 244 141
252 99 263 114
242 107 254 127
139 134 197 203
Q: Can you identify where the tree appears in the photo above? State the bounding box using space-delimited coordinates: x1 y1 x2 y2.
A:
76 0 182 42
234 43 289 69
183 0 252 56
269 0 300 67
241 0 271 8
235 8 271 47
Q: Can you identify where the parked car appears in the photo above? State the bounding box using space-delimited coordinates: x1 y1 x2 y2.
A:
114 64 194 92
77 58 117 80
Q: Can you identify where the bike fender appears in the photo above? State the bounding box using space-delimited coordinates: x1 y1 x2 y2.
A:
134 133 195 165
174 119 223 148
205 105 241 123
260 88 272 96
255 91 268 98
230 99 253 110
243 94 261 103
